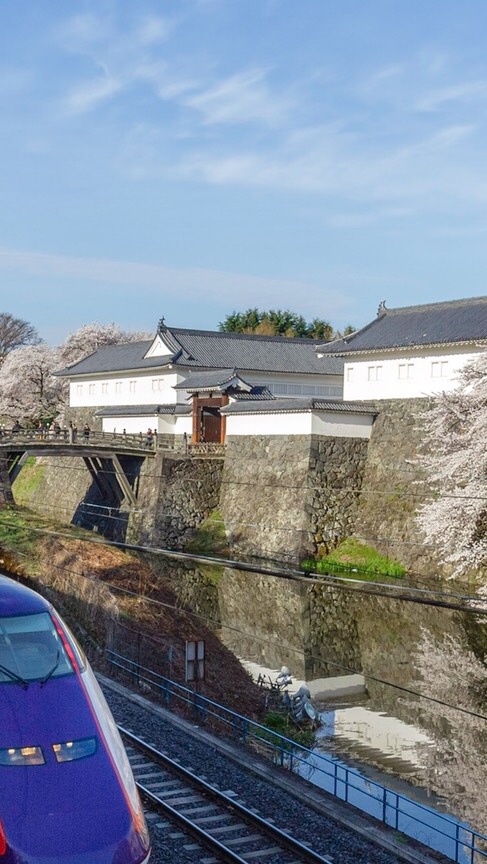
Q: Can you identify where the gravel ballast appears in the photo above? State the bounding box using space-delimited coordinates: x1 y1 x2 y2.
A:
102 677 444 864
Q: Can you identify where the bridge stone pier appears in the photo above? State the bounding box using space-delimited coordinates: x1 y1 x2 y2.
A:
0 457 13 506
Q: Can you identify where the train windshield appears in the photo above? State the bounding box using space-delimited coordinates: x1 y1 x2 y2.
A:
0 613 74 684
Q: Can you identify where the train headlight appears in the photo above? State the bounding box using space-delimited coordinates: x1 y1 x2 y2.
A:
52 737 97 762
0 745 45 766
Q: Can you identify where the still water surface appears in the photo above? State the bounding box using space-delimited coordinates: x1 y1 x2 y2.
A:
168 563 487 852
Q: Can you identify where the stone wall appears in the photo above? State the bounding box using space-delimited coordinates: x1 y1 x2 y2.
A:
352 398 439 575
305 436 369 557
5 399 440 574
220 434 368 564
127 453 224 549
13 455 97 524
0 458 13 506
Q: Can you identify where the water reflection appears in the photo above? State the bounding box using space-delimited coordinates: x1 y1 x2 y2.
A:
165 562 487 841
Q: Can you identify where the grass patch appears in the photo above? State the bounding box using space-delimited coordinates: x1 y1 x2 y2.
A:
302 537 405 579
185 509 228 557
0 506 40 566
255 711 315 750
0 506 97 570
12 456 44 501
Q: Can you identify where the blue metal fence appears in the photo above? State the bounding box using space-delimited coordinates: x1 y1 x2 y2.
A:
106 650 487 864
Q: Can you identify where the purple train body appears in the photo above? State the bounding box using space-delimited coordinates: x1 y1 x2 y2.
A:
0 574 150 863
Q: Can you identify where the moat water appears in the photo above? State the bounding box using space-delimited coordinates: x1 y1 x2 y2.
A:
167 563 487 860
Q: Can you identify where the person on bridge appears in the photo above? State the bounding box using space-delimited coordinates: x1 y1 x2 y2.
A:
145 428 154 448
83 423 91 442
12 421 22 435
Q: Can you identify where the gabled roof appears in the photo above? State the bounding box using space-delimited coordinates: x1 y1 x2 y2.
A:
56 324 344 377
317 296 487 356
55 341 166 376
173 369 252 393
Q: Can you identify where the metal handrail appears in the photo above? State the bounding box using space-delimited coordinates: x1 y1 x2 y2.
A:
106 650 487 864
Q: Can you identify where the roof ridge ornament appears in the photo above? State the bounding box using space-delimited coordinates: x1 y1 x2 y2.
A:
157 316 166 334
377 300 387 317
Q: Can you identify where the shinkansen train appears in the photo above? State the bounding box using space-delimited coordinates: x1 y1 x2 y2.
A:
0 574 151 863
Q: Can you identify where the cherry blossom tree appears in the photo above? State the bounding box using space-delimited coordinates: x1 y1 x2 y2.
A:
59 321 152 368
0 312 40 364
410 627 487 831
416 353 487 576
0 321 153 424
0 344 62 421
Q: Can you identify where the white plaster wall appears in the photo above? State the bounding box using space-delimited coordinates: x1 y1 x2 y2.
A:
226 412 311 436
343 347 486 401
226 410 373 438
173 416 192 436
310 411 373 438
101 413 192 435
242 370 343 399
101 416 160 434
70 370 185 408
68 367 343 409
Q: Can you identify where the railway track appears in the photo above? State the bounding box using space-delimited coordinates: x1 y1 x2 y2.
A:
120 726 334 864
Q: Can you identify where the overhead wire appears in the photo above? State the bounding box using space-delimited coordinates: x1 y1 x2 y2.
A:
3 545 487 726
8 448 487 501
0 515 486 614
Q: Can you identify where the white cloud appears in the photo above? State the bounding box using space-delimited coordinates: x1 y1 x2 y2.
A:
0 245 348 317
183 68 293 126
416 79 487 112
55 13 111 50
135 16 172 45
359 64 405 96
173 118 485 210
64 73 123 115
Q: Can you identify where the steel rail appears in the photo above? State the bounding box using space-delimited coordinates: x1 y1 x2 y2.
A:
119 725 334 864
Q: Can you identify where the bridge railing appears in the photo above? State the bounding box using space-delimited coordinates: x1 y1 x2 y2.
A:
0 428 162 451
0 428 226 456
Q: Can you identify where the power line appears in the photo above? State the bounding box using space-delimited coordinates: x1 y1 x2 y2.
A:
6 548 487 726
6 490 476 592
1 515 487 614
9 450 487 501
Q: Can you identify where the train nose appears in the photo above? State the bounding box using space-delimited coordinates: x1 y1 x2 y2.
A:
4 810 149 864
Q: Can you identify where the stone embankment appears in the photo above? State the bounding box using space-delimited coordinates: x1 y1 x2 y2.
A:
0 398 444 574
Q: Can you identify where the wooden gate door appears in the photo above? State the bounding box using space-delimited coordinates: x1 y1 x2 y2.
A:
202 408 221 443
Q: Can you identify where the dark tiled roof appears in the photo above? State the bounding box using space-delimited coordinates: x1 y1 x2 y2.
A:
56 327 344 377
55 341 166 376
222 398 377 415
231 386 275 401
317 296 487 355
94 404 191 417
173 369 251 391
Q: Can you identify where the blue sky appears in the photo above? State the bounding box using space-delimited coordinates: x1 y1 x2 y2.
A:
2 0 487 344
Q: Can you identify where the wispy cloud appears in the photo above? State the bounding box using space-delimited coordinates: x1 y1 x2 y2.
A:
135 16 172 45
0 245 349 317
63 71 123 115
175 120 480 204
55 13 111 50
183 68 293 127
416 79 487 112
